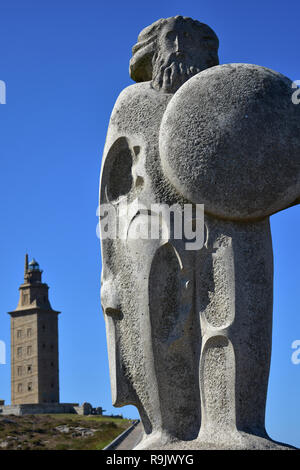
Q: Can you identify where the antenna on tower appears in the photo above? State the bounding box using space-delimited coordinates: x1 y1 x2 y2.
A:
24 253 28 279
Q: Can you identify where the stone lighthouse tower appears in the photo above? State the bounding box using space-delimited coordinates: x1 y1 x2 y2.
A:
8 255 60 405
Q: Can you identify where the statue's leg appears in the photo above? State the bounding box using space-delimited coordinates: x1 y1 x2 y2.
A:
135 241 201 449
195 215 291 449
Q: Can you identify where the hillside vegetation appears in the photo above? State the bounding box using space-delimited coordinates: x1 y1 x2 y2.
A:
0 414 130 450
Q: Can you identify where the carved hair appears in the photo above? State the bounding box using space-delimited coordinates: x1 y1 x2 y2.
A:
129 16 219 83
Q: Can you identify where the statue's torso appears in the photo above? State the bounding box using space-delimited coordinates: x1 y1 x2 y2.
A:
101 81 183 207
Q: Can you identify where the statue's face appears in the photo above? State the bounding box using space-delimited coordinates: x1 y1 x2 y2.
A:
152 19 219 93
157 19 219 70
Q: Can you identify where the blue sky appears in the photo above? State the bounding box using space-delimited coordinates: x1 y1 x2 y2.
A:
0 0 299 448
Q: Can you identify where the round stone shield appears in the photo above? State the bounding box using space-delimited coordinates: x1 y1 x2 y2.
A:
159 63 300 220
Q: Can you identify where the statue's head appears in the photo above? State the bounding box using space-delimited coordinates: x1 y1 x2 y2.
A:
130 15 219 93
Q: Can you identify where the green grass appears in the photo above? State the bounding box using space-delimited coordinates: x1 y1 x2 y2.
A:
0 414 131 450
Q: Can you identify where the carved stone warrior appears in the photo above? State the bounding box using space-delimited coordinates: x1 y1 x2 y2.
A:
99 16 300 449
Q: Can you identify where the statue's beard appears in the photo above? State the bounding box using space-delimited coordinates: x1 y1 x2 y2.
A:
151 52 203 94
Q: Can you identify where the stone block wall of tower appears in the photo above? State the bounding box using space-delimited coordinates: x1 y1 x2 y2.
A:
10 312 39 404
37 312 59 403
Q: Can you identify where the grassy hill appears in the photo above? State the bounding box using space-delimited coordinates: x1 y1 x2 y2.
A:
0 413 131 450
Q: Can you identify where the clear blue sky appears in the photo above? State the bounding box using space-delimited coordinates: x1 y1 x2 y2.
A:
0 0 299 448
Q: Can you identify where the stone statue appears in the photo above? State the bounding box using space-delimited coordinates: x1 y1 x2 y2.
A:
99 16 300 449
